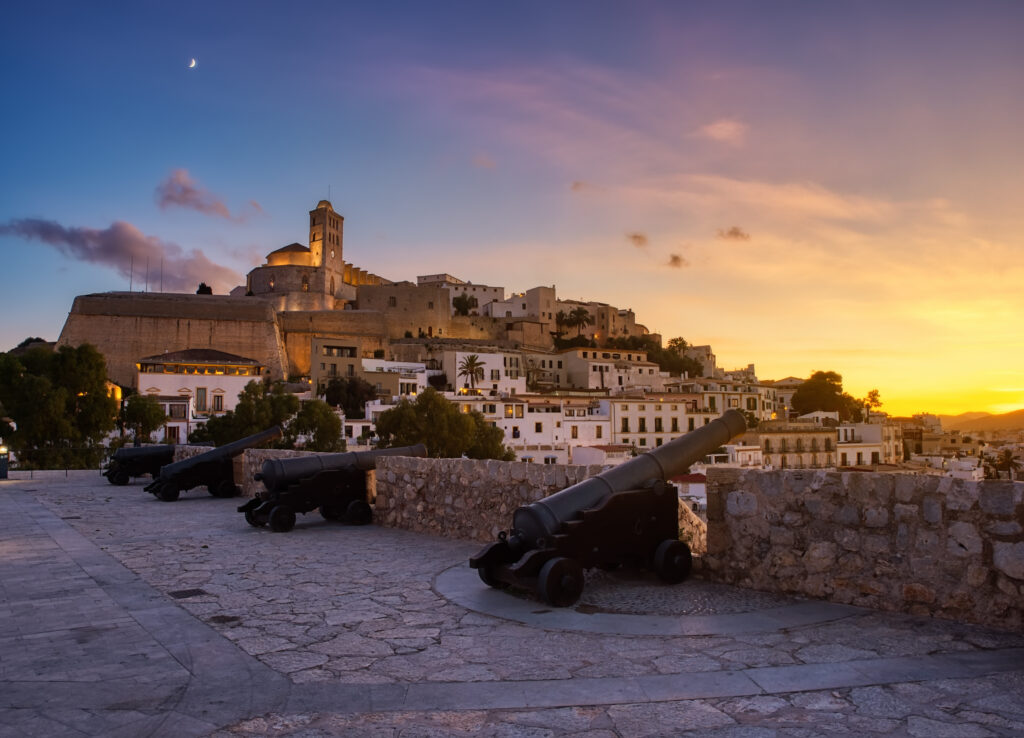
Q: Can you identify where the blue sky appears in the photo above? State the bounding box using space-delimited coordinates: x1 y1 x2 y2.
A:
2 2 1023 415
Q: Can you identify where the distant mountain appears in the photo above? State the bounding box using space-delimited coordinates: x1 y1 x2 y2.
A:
942 409 1024 432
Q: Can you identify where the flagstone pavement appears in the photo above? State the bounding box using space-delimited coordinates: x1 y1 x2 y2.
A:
1 470 1022 737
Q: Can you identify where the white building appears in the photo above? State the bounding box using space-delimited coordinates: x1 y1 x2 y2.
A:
837 422 903 466
136 349 265 443
443 349 527 397
417 274 505 314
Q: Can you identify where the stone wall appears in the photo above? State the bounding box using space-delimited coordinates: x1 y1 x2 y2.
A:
58 293 287 387
374 456 608 542
704 468 1024 631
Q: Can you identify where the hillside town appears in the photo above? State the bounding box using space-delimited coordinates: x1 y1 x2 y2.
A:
9 200 1017 504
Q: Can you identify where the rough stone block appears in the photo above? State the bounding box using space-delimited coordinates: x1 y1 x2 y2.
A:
903 582 936 603
834 504 860 525
725 490 758 517
943 478 978 511
986 520 1023 536
864 507 889 528
893 503 918 522
947 521 982 558
802 541 838 573
979 482 1019 516
922 496 943 525
894 474 919 503
993 541 1024 581
834 528 860 552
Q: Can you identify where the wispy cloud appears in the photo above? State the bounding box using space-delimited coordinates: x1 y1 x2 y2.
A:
472 153 496 169
694 118 748 146
667 253 689 268
0 218 241 293
626 232 648 248
155 169 261 221
717 226 751 241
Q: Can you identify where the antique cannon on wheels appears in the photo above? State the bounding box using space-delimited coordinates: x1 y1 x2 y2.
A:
238 443 427 532
470 409 747 606
103 445 175 485
144 426 283 502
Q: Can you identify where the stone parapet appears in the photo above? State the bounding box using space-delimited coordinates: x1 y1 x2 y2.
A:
704 468 1024 631
374 457 609 542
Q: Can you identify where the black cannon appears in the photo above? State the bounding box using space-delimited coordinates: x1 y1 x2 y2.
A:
103 444 175 485
144 426 283 502
238 443 428 532
470 409 747 606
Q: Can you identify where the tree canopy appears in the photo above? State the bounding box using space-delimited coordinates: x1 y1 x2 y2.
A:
603 335 704 378
323 376 376 419
189 380 300 446
122 393 166 443
0 344 118 468
457 354 485 390
375 388 514 459
452 292 478 316
288 399 344 451
790 371 872 422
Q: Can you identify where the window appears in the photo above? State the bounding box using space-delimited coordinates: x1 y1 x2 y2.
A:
428 301 434 309
212 394 223 412
638 418 647 432
195 387 207 412
165 426 179 444
671 418 679 433
596 426 602 439
512 427 520 438
655 438 663 447
688 418 695 431
505 406 514 418
515 406 524 418
764 439 772 453
571 425 578 439
638 438 647 446
491 370 500 380
169 403 186 419
535 422 543 433
825 438 833 451
655 418 663 433
621 418 630 433
388 296 397 307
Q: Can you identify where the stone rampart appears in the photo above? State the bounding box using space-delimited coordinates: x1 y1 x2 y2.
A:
374 456 608 542
704 468 1024 631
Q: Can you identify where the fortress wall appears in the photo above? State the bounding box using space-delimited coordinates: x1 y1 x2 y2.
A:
356 285 453 339
278 310 389 377
704 468 1024 631
58 293 288 387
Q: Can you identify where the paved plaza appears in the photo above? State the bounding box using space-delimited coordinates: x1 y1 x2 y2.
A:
2 470 1023 737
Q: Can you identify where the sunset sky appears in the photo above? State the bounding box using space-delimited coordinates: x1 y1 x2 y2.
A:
2 2 1022 417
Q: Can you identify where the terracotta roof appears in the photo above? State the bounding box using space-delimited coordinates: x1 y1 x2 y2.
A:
138 349 261 365
268 242 310 255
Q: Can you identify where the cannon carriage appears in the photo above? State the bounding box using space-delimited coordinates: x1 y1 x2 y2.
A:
144 426 283 502
238 443 427 532
103 444 175 485
470 410 747 606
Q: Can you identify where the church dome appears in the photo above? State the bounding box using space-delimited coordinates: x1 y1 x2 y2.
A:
316 199 333 210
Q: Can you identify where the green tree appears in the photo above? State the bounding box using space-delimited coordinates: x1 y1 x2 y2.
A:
375 388 514 459
190 380 299 446
452 292 478 316
323 376 377 418
196 282 213 295
865 389 882 409
790 371 864 422
0 344 118 468
289 400 344 451
458 354 485 390
569 306 594 336
994 449 1021 481
122 393 167 443
553 310 569 337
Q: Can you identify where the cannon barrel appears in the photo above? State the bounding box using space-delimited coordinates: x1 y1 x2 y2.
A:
111 445 175 464
155 425 283 479
255 443 427 493
512 409 747 545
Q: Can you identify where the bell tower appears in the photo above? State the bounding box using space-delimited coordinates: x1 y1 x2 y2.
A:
308 200 344 271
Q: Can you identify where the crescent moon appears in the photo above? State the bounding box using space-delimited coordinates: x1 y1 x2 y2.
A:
188 58 197 68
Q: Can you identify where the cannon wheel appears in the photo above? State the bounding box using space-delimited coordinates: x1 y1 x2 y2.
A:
209 479 239 498
268 505 296 533
653 539 692 584
536 557 585 607
345 499 372 526
477 566 510 590
156 483 180 502
111 469 130 486
319 504 341 521
244 509 266 528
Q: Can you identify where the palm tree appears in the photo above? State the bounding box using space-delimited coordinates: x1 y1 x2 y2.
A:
569 306 594 337
457 354 485 390
554 310 569 337
995 449 1021 481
